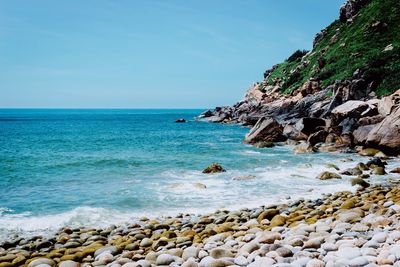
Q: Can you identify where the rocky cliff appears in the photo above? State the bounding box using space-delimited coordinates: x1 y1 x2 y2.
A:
201 0 400 155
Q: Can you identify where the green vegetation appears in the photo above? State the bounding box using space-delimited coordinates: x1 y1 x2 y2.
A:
286 50 309 63
263 0 400 96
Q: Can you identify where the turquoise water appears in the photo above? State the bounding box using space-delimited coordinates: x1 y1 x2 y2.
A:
0 109 396 239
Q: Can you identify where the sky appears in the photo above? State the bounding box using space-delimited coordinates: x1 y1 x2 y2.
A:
0 0 345 108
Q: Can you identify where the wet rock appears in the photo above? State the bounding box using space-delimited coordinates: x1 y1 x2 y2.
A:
371 167 386 175
359 148 381 156
390 168 400 173
294 142 316 154
340 167 362 176
351 178 370 188
325 164 340 170
316 171 342 180
308 130 329 146
366 158 386 168
202 163 226 174
175 119 187 123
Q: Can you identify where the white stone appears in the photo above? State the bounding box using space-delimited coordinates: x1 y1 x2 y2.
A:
306 259 325 267
234 255 248 266
349 256 369 267
247 257 275 267
372 232 387 243
337 247 361 259
182 246 200 261
156 254 176 265
321 243 338 252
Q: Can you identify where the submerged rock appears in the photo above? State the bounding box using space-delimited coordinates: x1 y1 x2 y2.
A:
202 163 226 174
317 171 342 180
232 175 257 181
351 178 370 188
193 183 207 189
359 148 381 156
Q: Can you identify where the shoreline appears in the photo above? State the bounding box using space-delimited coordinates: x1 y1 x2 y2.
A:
1 154 400 266
1 147 398 239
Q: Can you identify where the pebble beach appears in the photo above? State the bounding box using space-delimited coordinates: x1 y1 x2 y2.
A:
2 155 400 267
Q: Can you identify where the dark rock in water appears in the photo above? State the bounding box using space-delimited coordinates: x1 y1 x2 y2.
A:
316 171 342 180
254 141 275 148
351 178 370 188
244 117 286 145
371 166 386 175
199 110 213 118
202 163 226 174
175 119 186 123
366 157 386 168
340 167 362 176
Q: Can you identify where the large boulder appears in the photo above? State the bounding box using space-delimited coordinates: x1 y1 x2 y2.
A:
366 106 400 153
244 117 286 145
353 124 376 144
283 124 308 141
294 117 326 136
331 101 370 122
378 96 394 116
308 130 329 146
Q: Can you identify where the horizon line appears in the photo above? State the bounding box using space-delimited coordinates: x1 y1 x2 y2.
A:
0 107 211 110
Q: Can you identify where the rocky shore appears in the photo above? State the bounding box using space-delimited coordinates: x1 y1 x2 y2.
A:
200 0 400 156
2 173 400 267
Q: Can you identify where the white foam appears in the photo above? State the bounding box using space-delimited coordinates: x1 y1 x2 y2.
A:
2 154 399 240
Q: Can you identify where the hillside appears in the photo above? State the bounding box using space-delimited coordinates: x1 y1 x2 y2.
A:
262 0 400 96
202 0 400 155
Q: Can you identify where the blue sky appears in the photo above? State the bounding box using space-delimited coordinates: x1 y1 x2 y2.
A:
0 0 344 108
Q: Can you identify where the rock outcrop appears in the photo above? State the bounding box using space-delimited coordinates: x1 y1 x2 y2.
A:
201 0 400 155
244 118 286 146
366 105 400 153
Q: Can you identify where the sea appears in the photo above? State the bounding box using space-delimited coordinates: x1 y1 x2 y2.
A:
0 109 397 240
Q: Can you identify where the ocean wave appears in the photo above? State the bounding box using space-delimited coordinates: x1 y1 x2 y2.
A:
0 207 137 240
2 154 399 241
